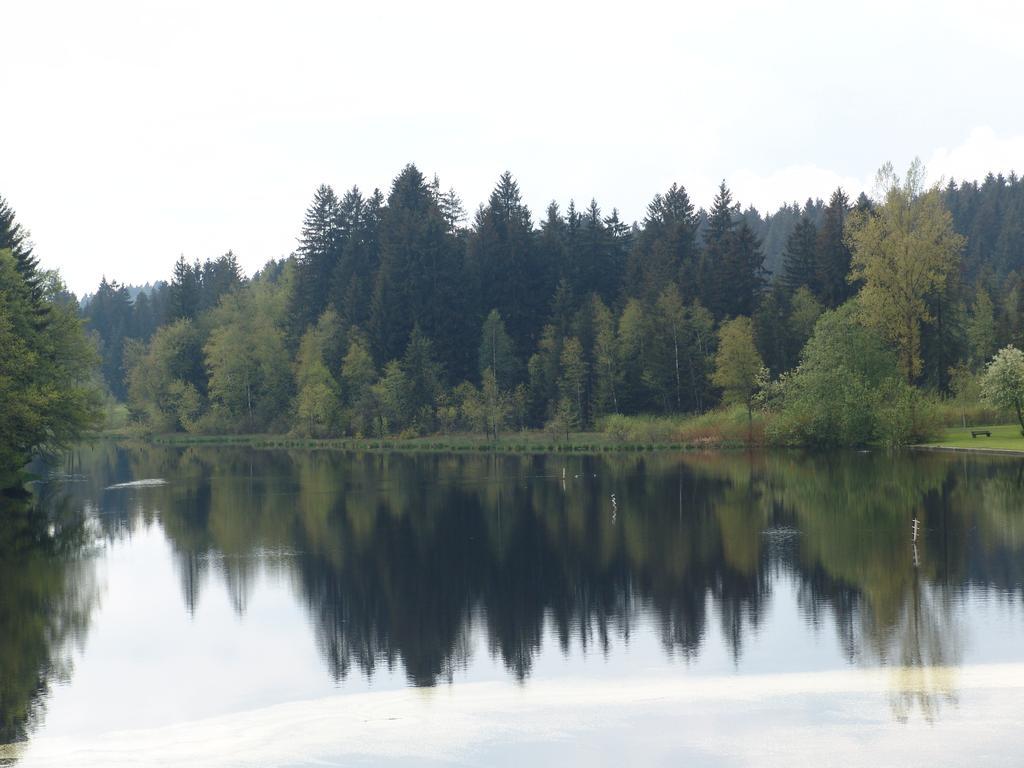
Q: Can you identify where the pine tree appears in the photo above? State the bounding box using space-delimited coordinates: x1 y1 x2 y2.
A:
536 202 566 307
130 290 156 341
335 187 383 330
604 208 633 293
726 222 766 318
467 172 541 357
561 200 586 301
291 184 342 340
548 278 574 339
0 195 44 312
700 181 739 318
400 325 443 432
781 215 819 295
168 255 201 320
577 199 621 301
626 183 698 301
328 187 365 319
816 188 853 307
371 165 470 379
200 251 243 311
437 185 466 233
84 277 133 398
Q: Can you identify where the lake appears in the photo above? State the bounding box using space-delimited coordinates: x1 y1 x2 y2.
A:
2 443 1024 766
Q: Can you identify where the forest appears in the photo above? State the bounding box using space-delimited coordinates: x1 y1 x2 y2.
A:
5 159 1024 461
0 199 100 484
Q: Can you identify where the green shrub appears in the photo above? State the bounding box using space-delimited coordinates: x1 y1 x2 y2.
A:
767 302 942 447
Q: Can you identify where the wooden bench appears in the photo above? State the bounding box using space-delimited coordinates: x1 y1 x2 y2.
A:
971 430 992 438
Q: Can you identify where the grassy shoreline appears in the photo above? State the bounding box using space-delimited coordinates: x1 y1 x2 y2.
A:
94 408 1024 456
91 407 766 454
913 424 1024 454
144 430 751 454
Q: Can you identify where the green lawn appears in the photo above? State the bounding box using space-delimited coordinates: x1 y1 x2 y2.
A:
922 424 1024 452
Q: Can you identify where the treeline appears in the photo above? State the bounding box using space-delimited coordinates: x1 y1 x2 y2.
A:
73 164 1024 441
0 198 100 481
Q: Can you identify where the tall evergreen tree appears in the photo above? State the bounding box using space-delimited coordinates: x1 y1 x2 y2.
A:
290 184 342 340
780 215 819 295
371 165 470 379
0 196 42 305
577 199 622 301
626 183 699 301
329 187 365 322
468 172 542 356
200 251 243 311
725 222 766 318
816 188 853 307
168 255 201 321
400 325 444 432
700 182 739 318
84 277 133 398
334 188 383 329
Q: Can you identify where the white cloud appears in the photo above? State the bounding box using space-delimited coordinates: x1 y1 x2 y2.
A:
927 127 1024 186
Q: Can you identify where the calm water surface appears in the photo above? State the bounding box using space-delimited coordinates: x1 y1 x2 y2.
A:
2 444 1024 766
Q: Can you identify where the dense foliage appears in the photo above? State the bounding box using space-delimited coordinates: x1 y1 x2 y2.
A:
766 303 939 447
0 198 101 481
11 161 1024 448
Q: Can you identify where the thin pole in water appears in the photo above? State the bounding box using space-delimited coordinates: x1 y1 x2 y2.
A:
911 517 921 568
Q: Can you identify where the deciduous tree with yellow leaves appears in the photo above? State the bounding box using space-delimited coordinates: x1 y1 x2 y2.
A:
847 160 965 383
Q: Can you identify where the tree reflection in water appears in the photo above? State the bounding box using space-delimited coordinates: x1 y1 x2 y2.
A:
0 486 101 759
3 444 1024 752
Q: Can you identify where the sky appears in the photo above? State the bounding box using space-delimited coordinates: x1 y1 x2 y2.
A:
3 0 1023 295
